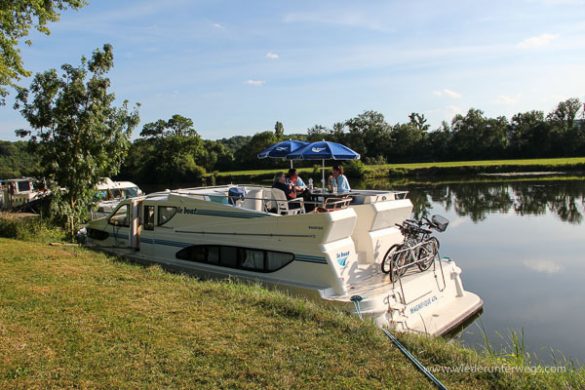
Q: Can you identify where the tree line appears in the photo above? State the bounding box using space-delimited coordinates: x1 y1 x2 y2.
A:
119 98 585 184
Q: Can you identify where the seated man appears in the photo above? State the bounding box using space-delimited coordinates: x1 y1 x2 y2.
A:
272 172 296 199
286 168 306 192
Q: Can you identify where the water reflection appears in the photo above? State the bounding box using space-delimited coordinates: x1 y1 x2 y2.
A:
361 176 585 364
361 177 585 225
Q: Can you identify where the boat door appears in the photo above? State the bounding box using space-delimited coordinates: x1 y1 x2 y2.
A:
139 202 157 258
107 199 141 251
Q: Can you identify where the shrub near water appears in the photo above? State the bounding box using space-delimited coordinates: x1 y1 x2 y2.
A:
0 213 65 243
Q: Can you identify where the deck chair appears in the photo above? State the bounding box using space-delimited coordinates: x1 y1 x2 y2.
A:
316 196 352 213
271 188 305 215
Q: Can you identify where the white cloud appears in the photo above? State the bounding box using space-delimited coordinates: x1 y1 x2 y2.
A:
433 88 462 99
212 23 224 29
523 259 563 274
266 51 279 60
517 33 559 49
245 79 266 87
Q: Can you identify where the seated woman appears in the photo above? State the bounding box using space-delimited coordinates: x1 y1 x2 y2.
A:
272 172 297 199
286 168 306 192
332 165 351 194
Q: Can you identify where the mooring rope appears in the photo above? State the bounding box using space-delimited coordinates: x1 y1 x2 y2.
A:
350 295 448 390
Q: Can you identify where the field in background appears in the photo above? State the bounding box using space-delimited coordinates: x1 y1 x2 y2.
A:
212 157 585 180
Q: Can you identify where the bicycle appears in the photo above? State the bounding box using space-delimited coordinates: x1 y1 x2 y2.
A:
381 215 449 281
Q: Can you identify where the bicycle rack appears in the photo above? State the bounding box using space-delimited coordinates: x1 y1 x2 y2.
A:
389 240 447 305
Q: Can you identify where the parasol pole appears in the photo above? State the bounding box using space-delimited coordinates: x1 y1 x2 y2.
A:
322 159 326 190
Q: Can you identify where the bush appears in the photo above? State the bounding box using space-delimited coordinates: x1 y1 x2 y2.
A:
343 160 366 178
364 155 387 165
0 213 65 242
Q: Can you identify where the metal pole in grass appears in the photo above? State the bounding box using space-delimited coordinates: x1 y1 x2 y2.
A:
350 295 448 390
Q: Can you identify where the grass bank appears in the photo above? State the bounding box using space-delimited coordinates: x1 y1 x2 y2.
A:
1 237 583 389
212 157 585 181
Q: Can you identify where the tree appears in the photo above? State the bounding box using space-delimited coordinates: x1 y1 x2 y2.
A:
509 110 548 157
547 98 584 156
345 111 392 159
389 113 430 162
133 115 206 184
0 0 86 102
15 44 140 237
274 121 284 139
307 124 331 142
140 114 197 139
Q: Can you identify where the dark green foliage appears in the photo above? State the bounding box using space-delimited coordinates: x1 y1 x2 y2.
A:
122 114 236 184
0 214 65 242
0 141 39 178
5 98 585 183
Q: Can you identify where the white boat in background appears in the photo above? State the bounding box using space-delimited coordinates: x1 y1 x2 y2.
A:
84 184 483 335
0 177 46 210
92 178 143 219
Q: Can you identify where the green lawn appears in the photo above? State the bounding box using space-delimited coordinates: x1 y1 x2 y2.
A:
1 238 583 389
213 157 585 178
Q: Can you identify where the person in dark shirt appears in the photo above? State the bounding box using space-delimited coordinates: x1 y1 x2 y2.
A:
272 172 297 199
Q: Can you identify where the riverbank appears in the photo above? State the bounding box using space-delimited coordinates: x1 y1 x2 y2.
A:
211 157 585 182
0 234 583 388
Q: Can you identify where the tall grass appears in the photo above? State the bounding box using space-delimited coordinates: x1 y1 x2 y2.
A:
0 213 65 243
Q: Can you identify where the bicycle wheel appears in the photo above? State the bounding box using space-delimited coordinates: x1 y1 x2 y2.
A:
392 248 410 279
417 237 439 271
381 244 400 274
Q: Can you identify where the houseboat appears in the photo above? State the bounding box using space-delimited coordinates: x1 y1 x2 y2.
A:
83 184 483 335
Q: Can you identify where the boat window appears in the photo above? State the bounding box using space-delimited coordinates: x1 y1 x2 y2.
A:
220 246 238 267
207 246 220 264
266 252 294 271
143 205 155 230
175 245 294 273
158 206 178 226
87 228 109 241
125 187 140 198
17 181 31 192
240 249 265 271
109 204 130 227
111 189 123 199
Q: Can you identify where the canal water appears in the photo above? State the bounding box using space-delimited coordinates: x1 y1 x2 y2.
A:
362 176 585 364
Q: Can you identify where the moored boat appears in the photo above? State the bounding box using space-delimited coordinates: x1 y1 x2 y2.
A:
83 184 483 335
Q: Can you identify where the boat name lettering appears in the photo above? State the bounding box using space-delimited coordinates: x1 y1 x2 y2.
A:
178 207 197 215
308 226 323 230
410 295 438 314
336 251 350 268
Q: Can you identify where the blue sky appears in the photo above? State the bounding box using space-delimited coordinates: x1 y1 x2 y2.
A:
1 0 584 140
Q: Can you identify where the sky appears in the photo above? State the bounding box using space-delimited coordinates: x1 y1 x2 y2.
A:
1 0 585 141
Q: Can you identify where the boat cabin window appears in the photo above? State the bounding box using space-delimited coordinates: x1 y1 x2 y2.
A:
17 181 31 192
175 245 294 273
143 205 155 230
158 206 178 226
111 189 123 199
109 204 130 227
125 187 140 198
